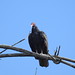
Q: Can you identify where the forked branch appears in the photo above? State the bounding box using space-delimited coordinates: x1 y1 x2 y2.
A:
0 45 75 68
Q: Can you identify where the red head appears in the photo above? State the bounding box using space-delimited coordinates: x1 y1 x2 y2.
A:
30 22 39 33
31 23 36 27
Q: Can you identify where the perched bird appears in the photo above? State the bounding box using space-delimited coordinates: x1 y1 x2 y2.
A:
28 23 49 67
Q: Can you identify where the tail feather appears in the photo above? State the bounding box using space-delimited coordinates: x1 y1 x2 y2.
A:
39 59 49 67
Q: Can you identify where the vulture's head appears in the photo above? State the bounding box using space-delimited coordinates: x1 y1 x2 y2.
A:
31 23 39 33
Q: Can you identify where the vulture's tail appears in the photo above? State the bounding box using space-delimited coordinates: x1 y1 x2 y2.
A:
39 59 49 67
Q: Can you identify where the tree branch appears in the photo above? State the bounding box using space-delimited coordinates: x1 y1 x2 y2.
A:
61 60 75 68
54 56 75 63
0 38 25 54
0 53 32 58
0 45 53 60
0 45 75 68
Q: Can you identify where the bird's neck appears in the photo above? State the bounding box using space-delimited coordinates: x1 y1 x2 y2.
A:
32 26 40 33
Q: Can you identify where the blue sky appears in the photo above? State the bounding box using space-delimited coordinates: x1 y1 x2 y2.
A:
0 0 75 75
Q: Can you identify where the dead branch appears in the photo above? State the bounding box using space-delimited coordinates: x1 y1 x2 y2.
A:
55 56 75 63
61 60 75 68
0 38 25 54
0 45 75 68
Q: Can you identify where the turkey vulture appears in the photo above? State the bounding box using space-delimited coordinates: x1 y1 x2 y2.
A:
28 23 49 67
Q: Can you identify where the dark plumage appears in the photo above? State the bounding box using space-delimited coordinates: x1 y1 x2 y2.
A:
28 23 49 67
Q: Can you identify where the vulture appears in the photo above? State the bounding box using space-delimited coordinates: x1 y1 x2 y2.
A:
28 23 49 67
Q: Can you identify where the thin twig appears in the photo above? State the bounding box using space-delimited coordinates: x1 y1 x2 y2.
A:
0 38 25 54
54 45 60 56
35 67 37 75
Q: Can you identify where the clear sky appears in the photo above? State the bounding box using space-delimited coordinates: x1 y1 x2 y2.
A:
0 0 75 75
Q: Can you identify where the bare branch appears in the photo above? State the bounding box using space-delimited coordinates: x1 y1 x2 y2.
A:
0 44 75 68
61 60 75 68
54 56 75 63
0 53 32 58
0 53 75 68
0 45 53 60
0 38 25 54
0 45 32 54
